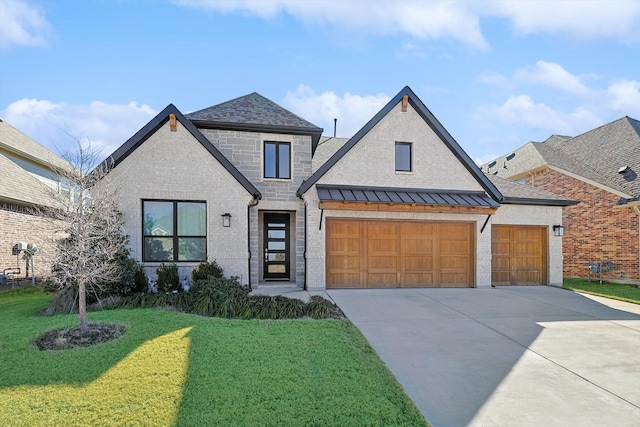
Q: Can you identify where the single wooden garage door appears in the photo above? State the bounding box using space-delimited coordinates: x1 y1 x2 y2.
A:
326 219 474 289
492 225 547 286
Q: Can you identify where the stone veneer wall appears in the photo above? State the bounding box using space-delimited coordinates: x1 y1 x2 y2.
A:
526 169 640 281
199 129 312 286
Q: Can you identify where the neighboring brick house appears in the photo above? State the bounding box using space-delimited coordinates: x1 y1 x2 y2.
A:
0 118 70 281
483 116 640 282
103 86 575 290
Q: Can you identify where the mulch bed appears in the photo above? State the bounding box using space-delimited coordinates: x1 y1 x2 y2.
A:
34 323 126 350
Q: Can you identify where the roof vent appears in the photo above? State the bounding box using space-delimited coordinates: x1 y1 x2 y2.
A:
618 166 630 174
506 152 516 161
488 160 497 168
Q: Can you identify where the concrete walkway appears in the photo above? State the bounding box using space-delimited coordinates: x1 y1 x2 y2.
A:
327 287 640 427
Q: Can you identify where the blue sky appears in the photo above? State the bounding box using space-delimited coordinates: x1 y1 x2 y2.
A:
1 0 639 164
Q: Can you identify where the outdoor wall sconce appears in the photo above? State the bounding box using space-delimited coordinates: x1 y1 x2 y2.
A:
221 213 232 227
553 225 564 237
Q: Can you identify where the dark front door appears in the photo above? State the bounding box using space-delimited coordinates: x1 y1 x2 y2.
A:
264 213 290 280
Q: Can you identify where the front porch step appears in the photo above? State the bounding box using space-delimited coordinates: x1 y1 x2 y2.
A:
253 281 299 289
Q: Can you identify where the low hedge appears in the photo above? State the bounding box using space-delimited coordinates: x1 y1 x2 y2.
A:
115 277 342 320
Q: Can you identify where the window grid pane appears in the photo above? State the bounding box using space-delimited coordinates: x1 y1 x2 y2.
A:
264 142 276 178
278 143 290 178
143 200 206 262
395 142 412 172
264 141 291 179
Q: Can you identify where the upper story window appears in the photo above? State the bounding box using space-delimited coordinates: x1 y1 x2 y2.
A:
264 141 291 179
395 142 412 172
142 200 206 262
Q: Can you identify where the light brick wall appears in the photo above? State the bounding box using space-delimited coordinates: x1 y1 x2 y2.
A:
0 204 63 280
526 169 640 280
491 204 564 286
104 120 255 286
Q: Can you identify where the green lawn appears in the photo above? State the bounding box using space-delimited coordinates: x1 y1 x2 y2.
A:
0 289 428 427
563 278 640 304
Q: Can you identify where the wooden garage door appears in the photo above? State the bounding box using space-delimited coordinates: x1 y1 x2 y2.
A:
326 219 474 289
492 225 547 286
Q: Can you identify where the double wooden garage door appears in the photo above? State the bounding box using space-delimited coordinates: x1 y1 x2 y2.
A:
326 219 474 289
491 225 547 286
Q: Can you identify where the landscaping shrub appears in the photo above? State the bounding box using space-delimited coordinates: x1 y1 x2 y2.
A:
156 263 180 293
242 295 306 319
305 295 343 319
189 277 249 317
191 260 224 282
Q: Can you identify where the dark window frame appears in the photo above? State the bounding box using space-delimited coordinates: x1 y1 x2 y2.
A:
395 141 413 172
142 199 207 262
264 141 291 179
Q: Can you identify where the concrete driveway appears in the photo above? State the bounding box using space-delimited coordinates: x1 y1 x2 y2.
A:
327 286 640 427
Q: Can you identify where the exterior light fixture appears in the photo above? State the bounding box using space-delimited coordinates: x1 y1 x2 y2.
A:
221 213 232 227
553 225 564 237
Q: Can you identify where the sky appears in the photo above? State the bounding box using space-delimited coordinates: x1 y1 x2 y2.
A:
1 0 639 165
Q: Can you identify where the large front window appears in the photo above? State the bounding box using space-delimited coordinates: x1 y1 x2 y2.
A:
142 200 206 262
264 141 291 179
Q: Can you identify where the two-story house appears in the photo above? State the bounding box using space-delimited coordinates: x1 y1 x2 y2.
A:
103 86 576 290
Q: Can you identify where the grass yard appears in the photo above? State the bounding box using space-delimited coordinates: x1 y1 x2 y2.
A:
0 289 428 427
563 278 640 304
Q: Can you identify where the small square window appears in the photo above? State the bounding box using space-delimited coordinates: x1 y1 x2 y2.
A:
264 141 291 179
395 142 412 172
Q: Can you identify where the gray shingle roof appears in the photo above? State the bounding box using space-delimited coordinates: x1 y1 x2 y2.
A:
0 153 58 207
185 92 322 131
487 174 578 206
0 118 71 172
312 136 350 172
317 184 499 207
534 116 640 199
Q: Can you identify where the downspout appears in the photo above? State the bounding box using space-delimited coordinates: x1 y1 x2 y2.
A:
247 196 260 291
634 206 640 281
303 202 307 291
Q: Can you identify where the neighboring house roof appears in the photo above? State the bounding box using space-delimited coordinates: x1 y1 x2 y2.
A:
484 116 640 204
0 152 58 207
298 86 503 201
0 118 71 173
186 92 324 154
317 184 499 208
312 136 350 173
101 104 261 199
537 116 640 200
487 174 578 206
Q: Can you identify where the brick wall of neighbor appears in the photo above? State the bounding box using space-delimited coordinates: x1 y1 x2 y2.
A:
0 205 62 280
526 169 640 280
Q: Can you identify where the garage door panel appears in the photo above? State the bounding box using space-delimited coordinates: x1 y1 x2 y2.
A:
492 225 547 286
327 219 474 289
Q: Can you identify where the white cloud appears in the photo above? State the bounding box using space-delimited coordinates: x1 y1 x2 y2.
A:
283 85 391 137
173 0 640 48
477 94 601 135
173 0 489 49
606 79 640 116
1 99 157 158
487 0 640 42
0 0 52 50
514 61 594 97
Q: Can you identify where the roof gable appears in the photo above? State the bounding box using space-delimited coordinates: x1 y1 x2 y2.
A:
298 86 503 200
185 92 323 153
101 105 261 199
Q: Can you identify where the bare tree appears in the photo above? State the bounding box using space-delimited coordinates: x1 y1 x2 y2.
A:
45 142 126 331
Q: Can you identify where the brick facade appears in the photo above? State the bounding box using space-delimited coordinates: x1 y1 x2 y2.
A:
526 168 640 280
0 204 62 280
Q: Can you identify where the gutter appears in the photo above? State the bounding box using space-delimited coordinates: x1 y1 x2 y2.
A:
247 195 260 291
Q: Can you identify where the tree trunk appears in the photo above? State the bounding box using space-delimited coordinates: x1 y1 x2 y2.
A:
78 282 88 331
